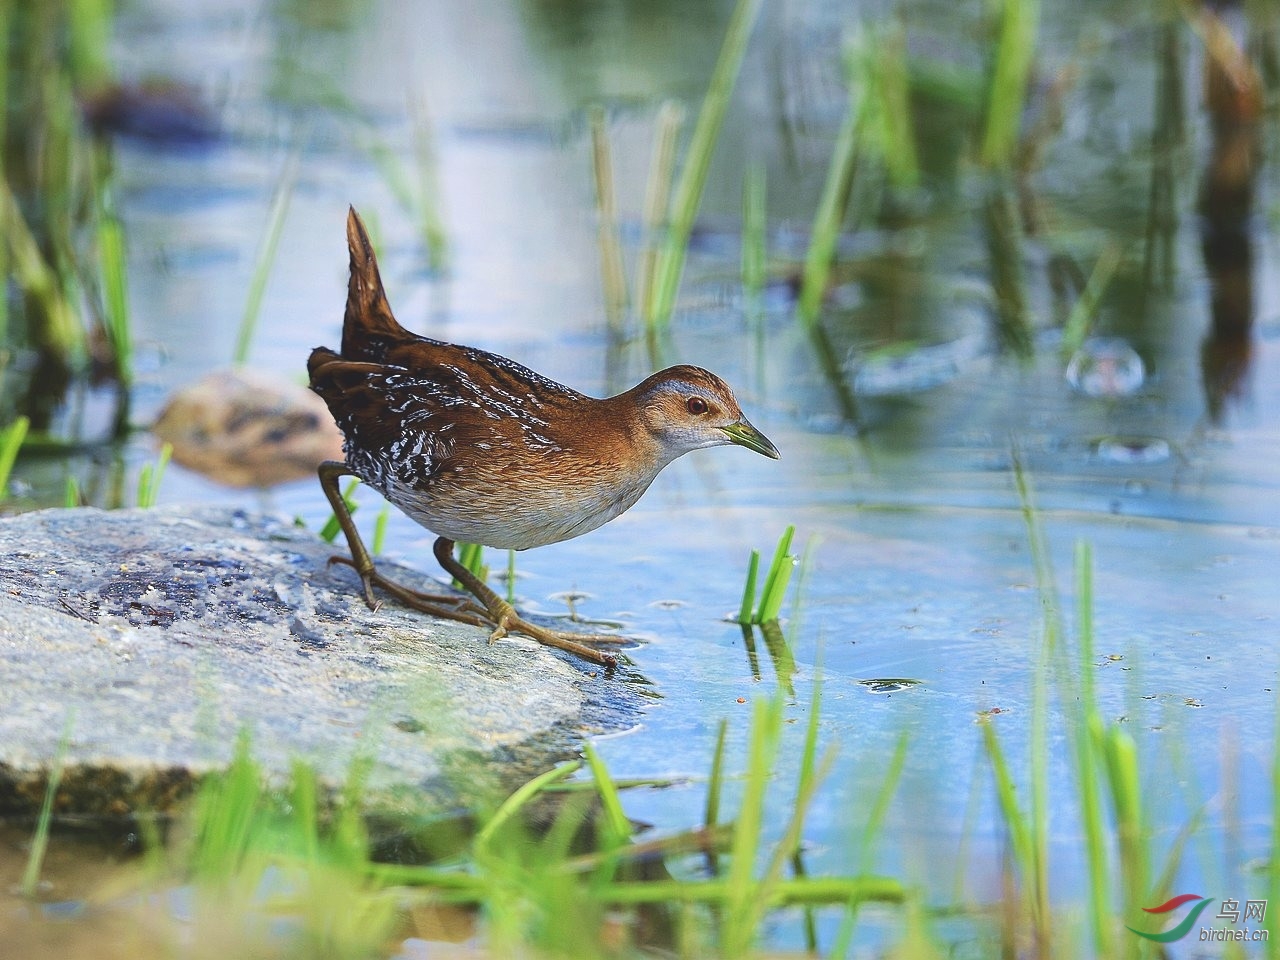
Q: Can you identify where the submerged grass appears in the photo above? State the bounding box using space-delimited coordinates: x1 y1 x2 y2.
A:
18 712 75 898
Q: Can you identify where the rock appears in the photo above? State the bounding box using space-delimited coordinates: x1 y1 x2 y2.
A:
0 506 639 824
151 368 345 488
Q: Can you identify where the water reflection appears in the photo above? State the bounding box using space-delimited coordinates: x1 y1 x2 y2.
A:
1197 8 1261 422
738 619 795 694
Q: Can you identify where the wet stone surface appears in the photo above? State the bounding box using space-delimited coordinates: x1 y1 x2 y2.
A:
0 506 638 823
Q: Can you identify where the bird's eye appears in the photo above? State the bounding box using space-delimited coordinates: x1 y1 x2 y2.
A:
686 396 708 415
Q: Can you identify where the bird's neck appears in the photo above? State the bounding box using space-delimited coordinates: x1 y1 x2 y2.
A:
594 390 680 476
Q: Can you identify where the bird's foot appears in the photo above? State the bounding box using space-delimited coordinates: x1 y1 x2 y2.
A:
327 555 621 669
486 601 623 668
327 555 489 623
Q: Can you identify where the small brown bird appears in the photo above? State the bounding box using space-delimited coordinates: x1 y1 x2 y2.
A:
309 207 779 666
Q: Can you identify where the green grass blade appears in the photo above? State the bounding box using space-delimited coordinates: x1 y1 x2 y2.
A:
583 741 631 852
590 105 629 327
728 726 838 956
0 415 29 500
136 442 172 508
155 442 172 499
136 465 153 507
1013 453 1054 938
234 152 298 366
704 717 728 830
797 79 862 329
68 0 114 91
830 730 909 956
741 160 766 300
755 525 796 623
786 533 818 643
736 549 760 625
758 742 837 894
19 711 75 897
1101 724 1146 934
289 760 321 864
409 92 449 273
980 0 1039 168
0 0 9 345
319 479 360 543
602 874 906 906
636 100 683 326
874 25 919 190
1272 691 1280 957
474 760 582 855
848 23 919 191
191 730 263 880
453 542 487 588
981 720 1037 912
63 474 81 508
1060 243 1122 358
0 180 84 361
859 733 909 874
704 717 729 875
722 695 783 956
796 665 824 805
96 181 132 388
372 504 389 556
647 0 763 329
1073 541 1112 957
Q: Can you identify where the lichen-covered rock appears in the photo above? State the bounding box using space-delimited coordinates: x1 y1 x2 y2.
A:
0 506 638 823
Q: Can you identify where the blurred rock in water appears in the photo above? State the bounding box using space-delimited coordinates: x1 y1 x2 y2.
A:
153 368 345 488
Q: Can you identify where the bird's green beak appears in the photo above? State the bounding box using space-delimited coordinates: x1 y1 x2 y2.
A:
721 418 780 459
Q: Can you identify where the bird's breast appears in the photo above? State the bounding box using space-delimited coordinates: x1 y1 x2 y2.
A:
380 453 660 551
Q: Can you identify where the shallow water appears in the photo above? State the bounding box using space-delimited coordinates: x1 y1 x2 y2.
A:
4 0 1280 953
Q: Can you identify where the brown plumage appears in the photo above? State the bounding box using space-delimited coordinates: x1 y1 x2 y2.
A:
309 207 779 666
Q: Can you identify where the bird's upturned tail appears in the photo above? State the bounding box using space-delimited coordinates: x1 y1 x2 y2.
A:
340 205 406 358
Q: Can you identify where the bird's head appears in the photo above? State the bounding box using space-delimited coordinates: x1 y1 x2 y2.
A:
630 365 780 463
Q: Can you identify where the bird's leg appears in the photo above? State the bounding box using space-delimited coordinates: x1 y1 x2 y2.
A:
318 461 484 620
318 461 380 605
433 537 624 668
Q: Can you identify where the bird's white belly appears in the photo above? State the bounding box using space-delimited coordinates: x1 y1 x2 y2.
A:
382 471 656 551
